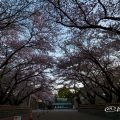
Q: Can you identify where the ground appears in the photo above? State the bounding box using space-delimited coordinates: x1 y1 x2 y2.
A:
32 109 113 120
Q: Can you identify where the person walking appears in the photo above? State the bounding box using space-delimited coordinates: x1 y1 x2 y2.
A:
74 93 81 112
76 95 81 112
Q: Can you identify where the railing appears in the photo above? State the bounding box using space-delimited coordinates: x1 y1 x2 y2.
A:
78 104 120 119
0 105 31 120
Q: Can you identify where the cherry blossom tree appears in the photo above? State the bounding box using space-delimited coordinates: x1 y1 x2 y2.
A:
0 0 55 105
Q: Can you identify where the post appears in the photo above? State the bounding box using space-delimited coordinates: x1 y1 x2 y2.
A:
28 95 31 107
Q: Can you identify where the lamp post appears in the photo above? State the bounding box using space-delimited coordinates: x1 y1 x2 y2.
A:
73 79 76 94
28 95 31 107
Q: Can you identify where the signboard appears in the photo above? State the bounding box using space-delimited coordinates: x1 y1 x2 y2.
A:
14 116 21 120
57 98 67 102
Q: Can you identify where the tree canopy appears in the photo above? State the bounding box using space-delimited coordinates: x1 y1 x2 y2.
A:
0 0 120 105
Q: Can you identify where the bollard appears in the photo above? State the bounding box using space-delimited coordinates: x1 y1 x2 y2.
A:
29 112 33 120
14 116 21 120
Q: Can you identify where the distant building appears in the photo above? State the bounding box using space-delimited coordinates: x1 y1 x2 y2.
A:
52 97 73 109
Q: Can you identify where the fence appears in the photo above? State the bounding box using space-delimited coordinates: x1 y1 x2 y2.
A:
78 104 120 120
0 105 31 120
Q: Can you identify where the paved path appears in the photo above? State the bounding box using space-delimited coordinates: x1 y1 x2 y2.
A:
32 109 112 120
